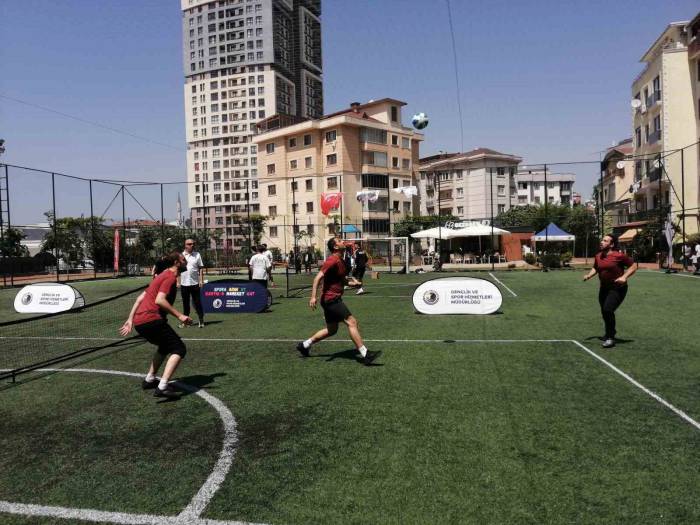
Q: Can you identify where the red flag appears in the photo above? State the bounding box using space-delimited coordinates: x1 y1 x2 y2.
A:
113 229 120 272
320 192 343 216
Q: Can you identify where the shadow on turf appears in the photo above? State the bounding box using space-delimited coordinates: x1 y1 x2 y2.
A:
308 348 384 367
156 372 228 403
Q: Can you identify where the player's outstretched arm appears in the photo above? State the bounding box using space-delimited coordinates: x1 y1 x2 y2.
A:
155 292 191 325
310 271 324 309
120 291 145 336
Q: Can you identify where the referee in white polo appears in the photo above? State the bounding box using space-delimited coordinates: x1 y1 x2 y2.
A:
180 238 205 328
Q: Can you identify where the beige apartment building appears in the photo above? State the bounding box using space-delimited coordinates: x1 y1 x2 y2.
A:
631 16 700 235
252 99 423 253
418 149 522 221
601 139 635 229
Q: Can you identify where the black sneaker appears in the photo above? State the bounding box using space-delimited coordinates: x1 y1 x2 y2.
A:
142 379 157 390
154 385 180 399
602 338 615 348
296 341 309 357
363 350 382 366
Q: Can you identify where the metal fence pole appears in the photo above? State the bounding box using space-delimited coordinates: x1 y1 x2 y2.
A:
387 186 393 272
160 183 165 257
52 173 59 282
490 167 495 271
89 179 97 279
121 185 126 276
681 148 686 262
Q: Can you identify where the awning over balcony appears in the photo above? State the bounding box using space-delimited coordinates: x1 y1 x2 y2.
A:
618 229 639 243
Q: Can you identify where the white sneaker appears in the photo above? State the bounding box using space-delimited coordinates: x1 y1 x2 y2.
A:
356 288 364 295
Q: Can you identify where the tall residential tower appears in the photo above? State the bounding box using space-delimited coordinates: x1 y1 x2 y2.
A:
181 0 322 251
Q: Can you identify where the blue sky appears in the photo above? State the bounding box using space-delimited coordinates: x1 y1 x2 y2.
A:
1 0 697 225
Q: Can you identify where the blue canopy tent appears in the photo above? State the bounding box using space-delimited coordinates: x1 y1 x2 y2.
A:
340 224 361 237
532 222 576 255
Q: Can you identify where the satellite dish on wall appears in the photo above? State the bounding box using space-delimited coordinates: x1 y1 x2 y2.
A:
653 159 662 169
616 161 626 170
630 99 642 109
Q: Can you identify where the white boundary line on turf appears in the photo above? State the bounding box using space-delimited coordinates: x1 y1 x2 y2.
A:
638 269 700 279
0 337 571 343
488 272 517 297
0 368 264 525
570 341 700 431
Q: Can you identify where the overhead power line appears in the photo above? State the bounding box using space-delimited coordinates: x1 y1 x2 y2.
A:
0 93 183 152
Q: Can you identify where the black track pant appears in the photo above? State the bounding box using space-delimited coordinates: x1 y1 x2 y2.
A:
598 285 627 339
181 285 203 320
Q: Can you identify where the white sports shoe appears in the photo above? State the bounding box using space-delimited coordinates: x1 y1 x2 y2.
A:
356 288 364 295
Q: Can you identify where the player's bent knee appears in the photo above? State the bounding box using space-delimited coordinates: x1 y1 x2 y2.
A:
171 343 187 358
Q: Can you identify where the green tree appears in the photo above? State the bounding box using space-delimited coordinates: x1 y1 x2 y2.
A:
393 214 457 252
238 214 267 247
563 206 597 257
40 212 84 266
493 205 539 229
0 227 29 257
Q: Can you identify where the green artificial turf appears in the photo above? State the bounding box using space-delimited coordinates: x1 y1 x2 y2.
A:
1 269 699 524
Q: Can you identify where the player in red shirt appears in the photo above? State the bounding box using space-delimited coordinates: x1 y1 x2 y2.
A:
120 252 192 398
296 237 380 365
583 234 637 348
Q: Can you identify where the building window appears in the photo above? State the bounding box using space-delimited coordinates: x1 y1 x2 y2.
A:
457 187 464 197
305 179 313 191
290 159 298 170
303 134 312 146
390 106 398 122
457 206 464 215
498 204 506 213
291 181 298 191
360 127 387 144
402 159 410 170
391 135 399 146
269 226 278 237
402 137 410 149
325 130 337 142
268 206 277 217
363 151 387 167
392 157 399 169
266 142 274 154
289 137 297 148
267 163 275 175
327 176 338 189
267 184 276 196
305 156 312 168
306 202 314 213
326 154 337 166
497 185 505 196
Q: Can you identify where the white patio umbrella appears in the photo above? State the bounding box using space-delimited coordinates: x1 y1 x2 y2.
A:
410 227 453 239
443 224 510 238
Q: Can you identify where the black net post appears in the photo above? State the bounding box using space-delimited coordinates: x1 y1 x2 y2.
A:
387 186 393 272
681 148 686 255
543 163 549 272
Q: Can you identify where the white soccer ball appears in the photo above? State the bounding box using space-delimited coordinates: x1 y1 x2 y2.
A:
412 112 429 130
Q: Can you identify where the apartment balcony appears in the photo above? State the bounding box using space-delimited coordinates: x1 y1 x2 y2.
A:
628 207 669 223
648 129 662 145
645 91 662 108
647 167 662 183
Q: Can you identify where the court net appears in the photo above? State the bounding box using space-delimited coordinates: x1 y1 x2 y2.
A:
0 286 145 381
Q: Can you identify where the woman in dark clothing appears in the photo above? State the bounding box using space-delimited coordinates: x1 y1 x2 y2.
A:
583 234 637 348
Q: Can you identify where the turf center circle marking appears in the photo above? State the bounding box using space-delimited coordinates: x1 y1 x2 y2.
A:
0 368 264 525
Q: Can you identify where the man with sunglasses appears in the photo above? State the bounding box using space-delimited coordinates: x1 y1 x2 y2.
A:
180 238 205 328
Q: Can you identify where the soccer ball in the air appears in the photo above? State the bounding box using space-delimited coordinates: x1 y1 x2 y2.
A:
412 112 429 130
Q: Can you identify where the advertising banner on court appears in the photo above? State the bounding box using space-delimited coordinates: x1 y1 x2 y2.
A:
14 283 86 314
412 277 502 315
201 280 271 314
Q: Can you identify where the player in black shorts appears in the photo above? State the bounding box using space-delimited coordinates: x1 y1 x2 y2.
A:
352 244 368 295
296 237 380 365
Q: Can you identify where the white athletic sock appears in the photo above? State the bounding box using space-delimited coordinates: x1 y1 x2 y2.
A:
303 338 314 349
145 373 156 383
157 380 169 390
358 345 368 357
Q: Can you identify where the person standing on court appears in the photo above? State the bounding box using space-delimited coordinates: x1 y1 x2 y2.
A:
120 252 192 398
262 243 276 288
249 244 272 288
296 237 380 365
352 243 369 295
180 238 205 328
583 234 637 348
